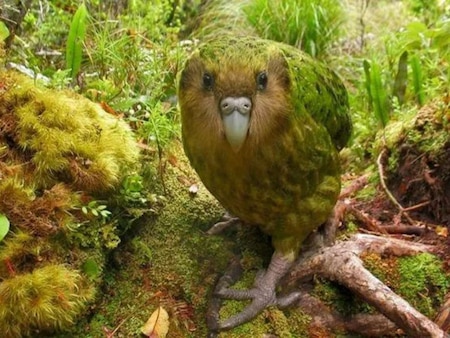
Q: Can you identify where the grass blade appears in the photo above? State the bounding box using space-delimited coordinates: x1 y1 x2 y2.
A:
369 60 389 128
393 51 408 106
65 3 88 79
410 54 425 106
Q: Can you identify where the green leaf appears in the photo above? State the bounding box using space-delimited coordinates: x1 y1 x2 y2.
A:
410 54 425 106
0 22 10 42
65 3 88 78
393 51 408 106
82 258 100 280
100 210 111 218
0 214 10 242
369 61 389 128
364 60 390 128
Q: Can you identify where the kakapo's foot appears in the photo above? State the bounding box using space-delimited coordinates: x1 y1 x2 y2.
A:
207 251 301 332
206 212 241 235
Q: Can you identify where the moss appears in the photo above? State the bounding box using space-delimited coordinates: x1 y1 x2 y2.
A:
362 252 450 319
0 230 51 279
0 71 139 193
0 70 141 336
313 278 372 316
361 252 401 290
397 253 449 318
0 264 95 338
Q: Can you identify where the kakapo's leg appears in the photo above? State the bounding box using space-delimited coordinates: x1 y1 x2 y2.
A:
212 251 301 331
206 212 241 235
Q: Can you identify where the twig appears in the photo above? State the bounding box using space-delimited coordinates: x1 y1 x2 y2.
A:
383 225 426 236
377 148 415 224
359 0 371 52
346 203 387 234
403 200 431 212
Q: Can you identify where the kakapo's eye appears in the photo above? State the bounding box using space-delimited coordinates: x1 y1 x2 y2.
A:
256 71 268 91
202 72 214 90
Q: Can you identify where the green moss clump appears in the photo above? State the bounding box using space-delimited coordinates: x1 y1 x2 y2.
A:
313 278 373 316
363 252 450 319
361 252 400 289
0 70 141 336
0 71 139 193
397 253 449 318
0 264 95 338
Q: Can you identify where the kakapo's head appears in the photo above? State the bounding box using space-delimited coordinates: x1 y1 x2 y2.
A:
179 37 294 153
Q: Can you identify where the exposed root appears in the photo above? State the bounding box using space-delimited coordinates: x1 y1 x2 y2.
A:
285 230 445 337
339 174 369 199
295 286 399 336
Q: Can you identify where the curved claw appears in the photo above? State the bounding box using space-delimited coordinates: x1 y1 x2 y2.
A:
216 286 302 331
206 212 241 235
277 291 303 309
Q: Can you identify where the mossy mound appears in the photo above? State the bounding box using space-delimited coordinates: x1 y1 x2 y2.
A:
0 71 138 194
0 264 94 337
0 70 140 337
384 96 450 225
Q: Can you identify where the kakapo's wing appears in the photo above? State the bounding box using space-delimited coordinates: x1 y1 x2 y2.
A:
279 43 352 150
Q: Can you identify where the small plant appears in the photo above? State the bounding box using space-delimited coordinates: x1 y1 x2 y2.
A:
410 53 425 106
363 59 390 129
0 214 10 242
65 3 88 80
81 200 112 221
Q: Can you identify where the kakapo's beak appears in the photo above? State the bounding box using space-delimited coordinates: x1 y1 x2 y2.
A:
220 97 251 152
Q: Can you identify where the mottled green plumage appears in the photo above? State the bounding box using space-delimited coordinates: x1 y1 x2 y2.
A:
179 36 351 330
180 36 351 257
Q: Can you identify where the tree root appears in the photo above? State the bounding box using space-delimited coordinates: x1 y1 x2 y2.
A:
283 233 447 337
294 285 399 336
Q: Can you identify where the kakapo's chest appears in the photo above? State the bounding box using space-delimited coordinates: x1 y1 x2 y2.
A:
186 126 341 229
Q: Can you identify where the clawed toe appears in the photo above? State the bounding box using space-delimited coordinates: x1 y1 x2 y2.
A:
215 284 302 331
206 212 241 235
207 252 299 333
